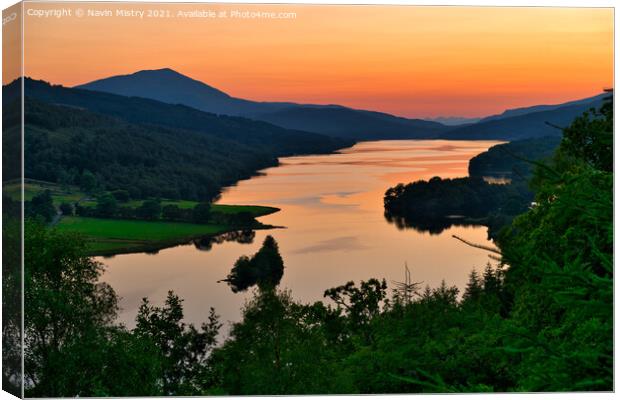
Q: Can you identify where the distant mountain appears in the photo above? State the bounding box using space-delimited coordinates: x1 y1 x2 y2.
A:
441 95 607 141
478 93 607 123
426 116 481 126
76 68 449 139
75 68 295 116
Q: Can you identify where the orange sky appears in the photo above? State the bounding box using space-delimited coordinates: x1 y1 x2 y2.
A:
16 3 615 117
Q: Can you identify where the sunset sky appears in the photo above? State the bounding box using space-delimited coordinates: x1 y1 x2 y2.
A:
17 3 614 118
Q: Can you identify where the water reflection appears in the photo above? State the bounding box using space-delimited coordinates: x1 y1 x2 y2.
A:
99 140 503 329
193 230 256 251
221 235 285 293
384 211 479 235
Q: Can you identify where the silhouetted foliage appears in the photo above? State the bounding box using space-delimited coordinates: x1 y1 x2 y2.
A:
161 204 182 221
135 292 221 395
59 202 74 216
384 176 531 238
24 222 128 396
95 193 118 218
192 203 211 224
224 236 285 293
193 230 256 252
111 189 130 203
558 91 612 172
2 198 22 396
384 134 566 238
25 190 56 223
79 170 97 194
136 200 162 220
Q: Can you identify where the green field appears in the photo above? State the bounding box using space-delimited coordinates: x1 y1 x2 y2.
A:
79 200 276 216
56 214 275 256
11 180 280 255
57 217 228 241
6 180 278 217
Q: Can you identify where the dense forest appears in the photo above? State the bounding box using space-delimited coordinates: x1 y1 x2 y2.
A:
21 99 273 200
2 92 612 396
468 136 561 178
384 136 561 237
3 78 351 201
14 95 348 201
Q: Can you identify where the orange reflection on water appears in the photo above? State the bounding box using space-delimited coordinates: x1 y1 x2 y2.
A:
100 140 502 329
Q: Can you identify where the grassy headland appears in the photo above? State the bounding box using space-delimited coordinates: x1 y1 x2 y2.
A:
56 212 277 256
10 180 279 255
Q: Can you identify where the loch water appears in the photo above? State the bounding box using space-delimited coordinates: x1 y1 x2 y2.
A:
99 140 502 329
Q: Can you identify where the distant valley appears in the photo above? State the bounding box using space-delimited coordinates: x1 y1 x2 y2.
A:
75 68 449 140
75 68 606 142
2 71 607 202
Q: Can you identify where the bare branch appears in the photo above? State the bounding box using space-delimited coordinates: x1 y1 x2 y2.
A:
452 235 502 255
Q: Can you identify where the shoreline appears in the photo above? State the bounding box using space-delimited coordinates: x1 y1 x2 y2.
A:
93 222 283 258
58 207 282 257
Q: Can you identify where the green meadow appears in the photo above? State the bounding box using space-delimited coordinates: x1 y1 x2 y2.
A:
14 180 279 255
56 217 231 255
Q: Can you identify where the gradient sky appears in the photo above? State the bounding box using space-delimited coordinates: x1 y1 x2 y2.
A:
19 3 614 118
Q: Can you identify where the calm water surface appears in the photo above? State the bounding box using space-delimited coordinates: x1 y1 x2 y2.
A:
99 140 502 329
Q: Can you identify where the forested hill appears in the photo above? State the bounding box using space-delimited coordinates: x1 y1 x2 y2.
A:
440 96 605 140
477 93 607 123
468 136 562 178
20 98 279 200
249 105 448 140
10 78 351 156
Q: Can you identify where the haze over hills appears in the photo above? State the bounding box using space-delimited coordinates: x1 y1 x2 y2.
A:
478 93 608 123
252 105 448 140
75 68 608 141
440 95 607 141
426 116 481 126
75 68 450 140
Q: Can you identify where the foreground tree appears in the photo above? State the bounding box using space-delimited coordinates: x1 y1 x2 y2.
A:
134 291 221 395
498 92 613 391
24 222 162 396
212 288 350 394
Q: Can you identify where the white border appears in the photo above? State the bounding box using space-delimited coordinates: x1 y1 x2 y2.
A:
0 1 617 400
